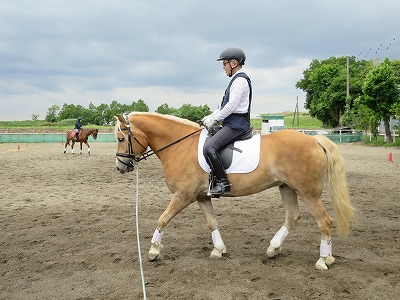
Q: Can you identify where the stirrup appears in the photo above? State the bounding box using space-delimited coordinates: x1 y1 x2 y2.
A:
207 180 230 197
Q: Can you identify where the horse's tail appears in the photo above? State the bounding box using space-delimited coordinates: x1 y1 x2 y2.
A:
314 135 357 236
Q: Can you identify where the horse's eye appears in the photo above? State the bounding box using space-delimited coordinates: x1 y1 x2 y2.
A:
118 137 125 143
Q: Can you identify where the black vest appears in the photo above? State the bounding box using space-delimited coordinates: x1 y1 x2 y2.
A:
220 72 252 131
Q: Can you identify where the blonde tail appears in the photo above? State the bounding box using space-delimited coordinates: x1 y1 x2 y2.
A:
314 135 357 236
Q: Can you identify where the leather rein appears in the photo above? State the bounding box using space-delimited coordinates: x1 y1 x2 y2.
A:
116 122 202 167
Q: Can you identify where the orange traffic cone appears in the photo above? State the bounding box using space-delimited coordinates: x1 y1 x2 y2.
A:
388 152 393 162
17 144 20 151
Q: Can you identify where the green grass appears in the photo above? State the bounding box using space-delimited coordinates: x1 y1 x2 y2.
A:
0 120 111 132
251 112 324 130
4 113 323 131
363 135 400 147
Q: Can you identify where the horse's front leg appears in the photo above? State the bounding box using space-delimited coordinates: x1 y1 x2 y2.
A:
79 142 83 155
148 192 194 261
84 141 90 155
197 198 227 259
64 139 69 154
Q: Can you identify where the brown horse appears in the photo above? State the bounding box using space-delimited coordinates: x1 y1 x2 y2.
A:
114 112 356 270
64 128 98 155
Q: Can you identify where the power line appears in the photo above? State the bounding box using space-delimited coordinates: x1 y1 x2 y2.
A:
356 36 400 59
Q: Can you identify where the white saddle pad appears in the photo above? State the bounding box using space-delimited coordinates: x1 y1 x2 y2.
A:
198 129 260 174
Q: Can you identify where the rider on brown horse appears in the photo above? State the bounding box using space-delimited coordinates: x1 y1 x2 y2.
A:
74 117 83 140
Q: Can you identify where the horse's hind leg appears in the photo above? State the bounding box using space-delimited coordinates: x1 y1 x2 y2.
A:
64 139 69 154
71 141 75 154
79 142 83 155
267 184 300 258
197 198 227 259
303 197 334 270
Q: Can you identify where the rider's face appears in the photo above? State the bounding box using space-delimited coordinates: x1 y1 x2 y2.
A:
222 59 238 76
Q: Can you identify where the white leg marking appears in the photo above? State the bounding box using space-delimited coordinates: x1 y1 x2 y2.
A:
315 239 335 270
267 226 288 257
270 225 288 248
148 229 164 261
210 229 226 259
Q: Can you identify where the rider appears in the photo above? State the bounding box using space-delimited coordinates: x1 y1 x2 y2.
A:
202 48 252 196
74 117 83 139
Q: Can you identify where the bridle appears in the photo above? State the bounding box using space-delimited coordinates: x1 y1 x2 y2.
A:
115 117 202 170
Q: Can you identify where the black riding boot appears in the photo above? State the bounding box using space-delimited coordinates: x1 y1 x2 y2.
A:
206 147 231 196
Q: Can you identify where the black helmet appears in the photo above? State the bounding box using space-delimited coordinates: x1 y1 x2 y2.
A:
217 48 246 65
78 117 82 120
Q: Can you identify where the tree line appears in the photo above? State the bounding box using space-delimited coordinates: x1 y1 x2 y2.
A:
296 56 400 142
44 56 400 142
45 99 211 125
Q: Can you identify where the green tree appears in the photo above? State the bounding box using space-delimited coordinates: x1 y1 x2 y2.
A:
353 96 380 139
361 58 399 142
57 103 89 123
96 103 112 125
156 103 177 115
296 56 372 127
129 99 149 112
390 59 400 84
175 103 211 122
45 105 60 123
108 100 126 119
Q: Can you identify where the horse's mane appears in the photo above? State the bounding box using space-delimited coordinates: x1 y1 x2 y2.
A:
129 112 200 128
114 112 200 139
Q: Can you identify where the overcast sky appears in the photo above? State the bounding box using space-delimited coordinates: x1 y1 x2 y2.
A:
1 0 399 121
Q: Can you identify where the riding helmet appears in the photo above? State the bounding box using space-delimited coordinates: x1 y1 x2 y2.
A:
217 48 246 65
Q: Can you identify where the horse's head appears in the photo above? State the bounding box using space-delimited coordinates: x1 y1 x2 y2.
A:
92 129 98 139
114 114 148 174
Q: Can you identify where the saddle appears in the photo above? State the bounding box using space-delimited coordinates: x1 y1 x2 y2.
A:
206 126 253 169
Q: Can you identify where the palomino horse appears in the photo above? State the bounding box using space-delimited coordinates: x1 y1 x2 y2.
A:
114 112 356 270
64 128 98 155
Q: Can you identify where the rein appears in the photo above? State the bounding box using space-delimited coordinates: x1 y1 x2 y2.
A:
116 123 202 163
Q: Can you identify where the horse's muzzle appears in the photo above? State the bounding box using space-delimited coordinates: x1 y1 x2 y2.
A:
115 157 135 174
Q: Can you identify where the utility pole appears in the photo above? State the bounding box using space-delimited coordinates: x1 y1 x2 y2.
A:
339 56 350 128
292 96 299 127
345 55 350 126
346 55 350 98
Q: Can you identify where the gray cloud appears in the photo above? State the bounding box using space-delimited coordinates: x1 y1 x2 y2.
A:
1 0 399 120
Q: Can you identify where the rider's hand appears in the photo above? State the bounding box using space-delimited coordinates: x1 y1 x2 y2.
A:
202 115 217 128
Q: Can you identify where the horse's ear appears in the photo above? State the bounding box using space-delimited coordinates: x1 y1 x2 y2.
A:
115 114 126 125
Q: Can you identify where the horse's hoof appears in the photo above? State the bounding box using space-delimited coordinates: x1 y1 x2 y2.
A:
148 243 162 261
325 255 335 266
315 257 331 270
266 245 281 258
210 246 226 259
148 253 159 261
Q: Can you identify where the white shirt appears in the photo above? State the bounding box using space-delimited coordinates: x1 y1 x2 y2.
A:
216 70 250 122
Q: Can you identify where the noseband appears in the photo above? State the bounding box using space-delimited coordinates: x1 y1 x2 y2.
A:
116 122 147 169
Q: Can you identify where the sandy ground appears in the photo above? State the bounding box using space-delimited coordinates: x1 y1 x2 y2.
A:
0 142 399 300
